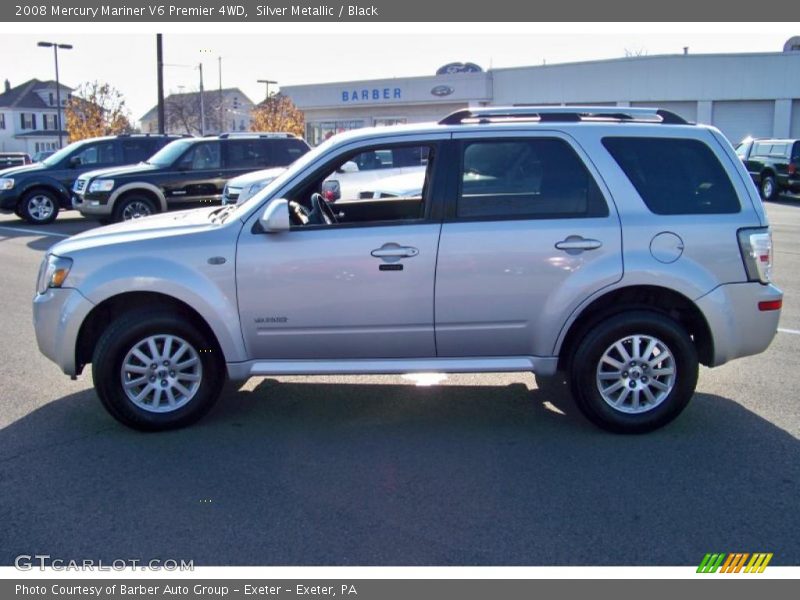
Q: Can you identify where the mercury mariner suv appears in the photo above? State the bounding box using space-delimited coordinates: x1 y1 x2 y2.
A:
33 107 783 433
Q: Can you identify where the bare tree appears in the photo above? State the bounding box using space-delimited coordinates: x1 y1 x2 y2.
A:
163 89 224 135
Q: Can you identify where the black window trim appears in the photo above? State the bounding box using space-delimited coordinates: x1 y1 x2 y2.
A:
443 136 611 223
252 139 448 234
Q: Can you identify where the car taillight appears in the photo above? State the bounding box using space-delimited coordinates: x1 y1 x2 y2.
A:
737 227 773 284
789 163 797 176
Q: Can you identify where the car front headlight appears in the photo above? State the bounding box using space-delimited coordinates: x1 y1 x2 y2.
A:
88 179 115 193
37 254 73 294
249 181 269 196
0 178 14 190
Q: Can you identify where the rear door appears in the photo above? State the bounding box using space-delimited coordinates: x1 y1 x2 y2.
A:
435 132 623 358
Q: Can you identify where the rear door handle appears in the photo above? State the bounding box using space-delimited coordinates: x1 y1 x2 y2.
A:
555 236 603 252
371 244 419 259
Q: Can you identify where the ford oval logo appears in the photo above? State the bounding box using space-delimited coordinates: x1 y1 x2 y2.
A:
431 85 454 97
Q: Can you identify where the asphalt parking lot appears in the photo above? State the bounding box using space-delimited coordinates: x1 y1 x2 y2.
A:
0 202 798 567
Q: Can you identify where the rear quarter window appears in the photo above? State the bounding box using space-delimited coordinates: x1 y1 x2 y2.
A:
602 137 740 215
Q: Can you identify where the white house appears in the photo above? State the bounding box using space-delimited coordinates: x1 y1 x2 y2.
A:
0 79 73 154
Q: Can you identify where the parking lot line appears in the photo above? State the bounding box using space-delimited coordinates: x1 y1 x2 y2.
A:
778 328 800 336
0 225 70 238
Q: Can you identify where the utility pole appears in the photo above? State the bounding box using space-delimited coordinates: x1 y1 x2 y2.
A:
156 34 165 134
218 56 223 133
257 79 277 100
198 62 206 136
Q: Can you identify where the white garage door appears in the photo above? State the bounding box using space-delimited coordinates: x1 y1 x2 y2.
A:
712 101 774 144
631 101 698 124
791 100 800 138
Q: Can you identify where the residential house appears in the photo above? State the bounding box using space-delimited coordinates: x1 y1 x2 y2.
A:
0 78 73 154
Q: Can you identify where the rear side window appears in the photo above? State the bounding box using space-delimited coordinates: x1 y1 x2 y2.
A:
121 139 159 163
457 138 608 219
226 139 274 169
270 139 310 166
603 137 740 215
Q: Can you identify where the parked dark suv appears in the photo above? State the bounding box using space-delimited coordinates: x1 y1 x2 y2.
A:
73 133 310 222
0 134 182 224
736 137 800 200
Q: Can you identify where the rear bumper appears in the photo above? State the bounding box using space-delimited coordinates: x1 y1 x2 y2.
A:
696 282 782 367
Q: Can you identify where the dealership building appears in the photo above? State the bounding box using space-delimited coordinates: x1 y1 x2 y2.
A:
283 44 800 146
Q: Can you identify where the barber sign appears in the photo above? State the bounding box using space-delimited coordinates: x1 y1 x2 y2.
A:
342 87 402 102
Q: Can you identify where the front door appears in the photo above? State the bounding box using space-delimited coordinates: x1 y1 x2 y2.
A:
236 141 443 360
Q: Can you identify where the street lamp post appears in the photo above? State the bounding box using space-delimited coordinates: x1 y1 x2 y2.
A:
37 41 72 149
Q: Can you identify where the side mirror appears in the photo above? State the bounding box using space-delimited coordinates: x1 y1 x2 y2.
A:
336 161 359 174
68 156 82 168
259 198 290 233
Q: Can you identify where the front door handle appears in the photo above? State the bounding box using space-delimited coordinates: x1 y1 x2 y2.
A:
555 236 603 253
371 243 419 259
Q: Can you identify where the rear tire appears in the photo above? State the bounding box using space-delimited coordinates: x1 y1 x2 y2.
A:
113 194 156 223
569 311 698 434
760 174 778 201
19 189 59 224
92 309 225 431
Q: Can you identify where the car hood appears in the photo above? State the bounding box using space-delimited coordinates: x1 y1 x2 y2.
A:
50 206 228 256
0 163 51 178
78 162 158 180
227 167 286 188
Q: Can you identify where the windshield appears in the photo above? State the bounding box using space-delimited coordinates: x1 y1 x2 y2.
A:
41 140 88 167
226 136 341 221
146 139 194 167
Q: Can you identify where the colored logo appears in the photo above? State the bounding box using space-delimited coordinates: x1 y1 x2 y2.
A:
697 553 773 573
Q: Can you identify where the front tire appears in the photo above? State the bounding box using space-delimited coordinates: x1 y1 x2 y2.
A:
569 311 698 434
760 174 778 201
113 194 156 222
19 189 59 224
92 309 225 431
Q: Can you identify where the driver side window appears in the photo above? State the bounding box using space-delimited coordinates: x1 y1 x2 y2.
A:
287 143 434 228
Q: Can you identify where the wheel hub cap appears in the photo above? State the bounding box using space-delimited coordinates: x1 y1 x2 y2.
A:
29 195 54 220
595 334 676 414
120 334 202 413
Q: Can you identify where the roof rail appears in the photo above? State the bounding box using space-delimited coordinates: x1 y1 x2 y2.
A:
439 106 689 126
217 131 296 139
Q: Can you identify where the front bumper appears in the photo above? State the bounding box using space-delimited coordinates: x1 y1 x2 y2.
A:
696 282 783 367
73 191 113 216
0 188 21 211
33 287 95 376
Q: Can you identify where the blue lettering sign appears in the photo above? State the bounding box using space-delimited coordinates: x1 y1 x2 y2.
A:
340 87 403 102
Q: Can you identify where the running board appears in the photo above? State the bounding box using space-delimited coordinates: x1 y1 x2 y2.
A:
226 356 558 380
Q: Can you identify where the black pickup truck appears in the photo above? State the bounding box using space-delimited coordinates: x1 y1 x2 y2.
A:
735 137 800 201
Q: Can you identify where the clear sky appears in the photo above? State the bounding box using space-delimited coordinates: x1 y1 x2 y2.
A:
1 25 797 124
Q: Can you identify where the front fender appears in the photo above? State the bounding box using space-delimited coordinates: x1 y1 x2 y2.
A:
76 257 247 363
19 176 71 205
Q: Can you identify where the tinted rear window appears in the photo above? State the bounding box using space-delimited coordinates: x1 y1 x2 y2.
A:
602 137 740 215
270 139 310 166
458 138 608 219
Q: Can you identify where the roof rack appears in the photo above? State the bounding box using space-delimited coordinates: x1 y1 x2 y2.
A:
439 106 689 126
216 131 296 139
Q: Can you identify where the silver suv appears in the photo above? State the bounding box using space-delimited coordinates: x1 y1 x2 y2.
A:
32 107 783 433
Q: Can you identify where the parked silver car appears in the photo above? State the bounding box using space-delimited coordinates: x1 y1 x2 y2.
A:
33 107 782 433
